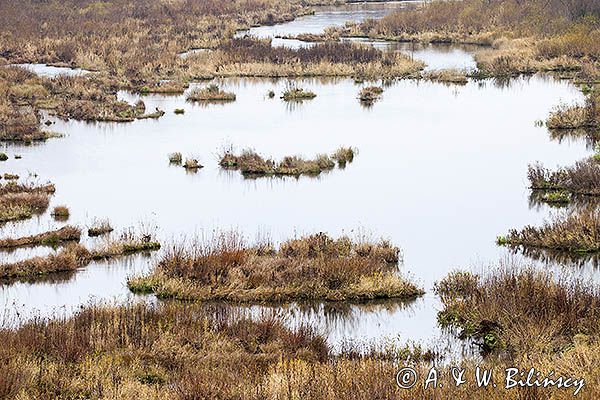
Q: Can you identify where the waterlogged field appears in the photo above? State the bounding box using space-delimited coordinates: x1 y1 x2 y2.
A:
0 2 593 352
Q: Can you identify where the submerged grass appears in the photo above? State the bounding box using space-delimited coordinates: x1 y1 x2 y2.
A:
128 230 422 302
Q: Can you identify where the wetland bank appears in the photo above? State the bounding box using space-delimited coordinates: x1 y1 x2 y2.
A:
1 0 600 397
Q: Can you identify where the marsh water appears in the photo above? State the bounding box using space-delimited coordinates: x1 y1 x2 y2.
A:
0 2 592 353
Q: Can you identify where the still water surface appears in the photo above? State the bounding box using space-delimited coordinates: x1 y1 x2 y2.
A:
0 2 591 352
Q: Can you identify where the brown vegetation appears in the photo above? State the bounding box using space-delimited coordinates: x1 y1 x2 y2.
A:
128 231 422 302
497 207 600 253
527 157 600 195
90 229 161 260
358 86 383 103
0 299 596 398
436 264 600 361
187 84 236 102
219 146 355 177
547 89 600 129
344 0 600 78
0 182 54 223
0 225 80 248
88 219 113 237
0 244 90 279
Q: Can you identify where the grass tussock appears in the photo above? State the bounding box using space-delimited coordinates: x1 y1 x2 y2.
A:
497 207 600 253
358 86 383 103
0 225 80 249
128 230 423 302
183 158 203 170
219 146 355 177
88 219 113 237
281 87 316 101
168 152 182 164
0 244 90 279
90 229 161 260
0 182 54 223
187 84 236 102
436 265 600 360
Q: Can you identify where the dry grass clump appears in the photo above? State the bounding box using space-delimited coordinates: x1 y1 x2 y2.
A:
51 205 69 220
90 229 161 260
436 265 600 359
547 89 600 129
3 173 19 180
168 152 182 164
0 225 80 248
331 146 356 167
88 219 113 237
527 157 600 195
497 207 600 253
281 87 316 101
0 244 90 279
358 86 383 103
128 230 422 302
0 153 7 161
187 85 236 102
0 182 53 223
219 147 355 177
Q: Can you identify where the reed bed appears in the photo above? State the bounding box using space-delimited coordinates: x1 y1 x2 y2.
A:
0 225 80 248
528 157 600 196
497 207 600 253
547 89 600 129
0 300 596 398
128 230 422 302
436 264 600 360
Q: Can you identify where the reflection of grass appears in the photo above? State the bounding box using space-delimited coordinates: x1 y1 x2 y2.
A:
129 231 423 302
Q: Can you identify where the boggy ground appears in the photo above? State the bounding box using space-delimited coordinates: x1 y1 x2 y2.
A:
128 231 423 302
0 299 597 399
